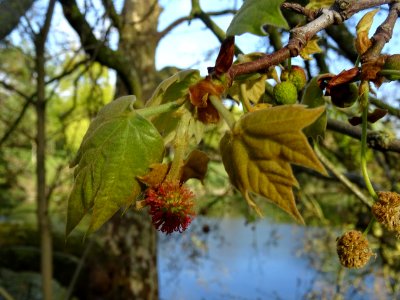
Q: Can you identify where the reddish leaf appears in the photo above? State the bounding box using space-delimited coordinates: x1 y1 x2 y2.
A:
214 36 235 75
189 78 224 107
361 56 386 87
325 68 360 94
348 108 388 126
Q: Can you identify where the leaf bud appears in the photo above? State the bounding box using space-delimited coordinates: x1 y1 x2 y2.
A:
273 81 298 105
330 82 358 108
336 230 374 268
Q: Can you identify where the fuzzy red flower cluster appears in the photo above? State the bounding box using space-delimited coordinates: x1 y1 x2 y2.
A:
144 181 195 234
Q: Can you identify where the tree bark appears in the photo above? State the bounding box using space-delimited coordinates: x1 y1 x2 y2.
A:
115 0 161 101
0 0 35 40
100 1 161 299
34 1 56 299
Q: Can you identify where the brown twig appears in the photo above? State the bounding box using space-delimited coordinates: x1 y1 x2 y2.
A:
227 0 398 81
281 2 321 20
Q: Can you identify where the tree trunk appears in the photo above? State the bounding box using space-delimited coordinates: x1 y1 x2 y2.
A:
34 2 56 299
100 1 161 299
115 0 161 100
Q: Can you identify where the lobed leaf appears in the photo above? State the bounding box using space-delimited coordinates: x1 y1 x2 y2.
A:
355 9 379 55
147 69 204 145
226 0 288 37
147 69 200 107
228 74 267 104
67 97 164 235
299 37 322 60
220 105 327 223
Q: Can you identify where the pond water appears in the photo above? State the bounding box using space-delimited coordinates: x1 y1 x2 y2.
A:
158 217 392 300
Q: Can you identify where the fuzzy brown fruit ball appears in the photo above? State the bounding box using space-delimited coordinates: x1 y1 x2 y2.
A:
336 230 373 269
383 54 400 81
273 81 298 105
330 82 358 108
280 66 307 91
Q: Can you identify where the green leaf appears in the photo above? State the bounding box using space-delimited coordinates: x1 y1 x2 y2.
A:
147 70 204 145
152 104 204 145
67 97 164 235
301 77 327 141
147 69 200 107
220 105 327 222
226 0 289 36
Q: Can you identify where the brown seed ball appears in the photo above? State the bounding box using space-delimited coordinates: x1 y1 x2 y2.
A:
336 230 373 268
372 191 400 236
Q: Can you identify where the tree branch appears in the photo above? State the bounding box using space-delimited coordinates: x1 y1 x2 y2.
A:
362 1 400 61
58 0 141 97
370 97 400 118
189 0 242 55
227 0 398 80
101 0 121 30
315 146 373 208
0 0 35 40
327 118 400 152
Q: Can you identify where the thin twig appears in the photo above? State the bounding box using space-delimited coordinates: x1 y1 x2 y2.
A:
315 146 373 208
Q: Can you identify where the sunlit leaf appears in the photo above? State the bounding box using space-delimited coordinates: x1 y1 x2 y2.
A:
226 0 289 36
220 105 327 222
147 70 204 144
147 69 200 107
301 77 327 141
67 97 164 235
300 37 322 60
355 8 379 55
228 74 267 104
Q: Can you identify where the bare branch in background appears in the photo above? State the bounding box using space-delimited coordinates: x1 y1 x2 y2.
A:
0 0 35 40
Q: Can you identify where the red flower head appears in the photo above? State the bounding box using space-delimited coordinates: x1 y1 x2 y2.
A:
144 181 195 234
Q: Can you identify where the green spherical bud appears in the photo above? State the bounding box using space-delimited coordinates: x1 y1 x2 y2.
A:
289 66 307 91
273 81 298 105
330 83 358 108
383 54 400 80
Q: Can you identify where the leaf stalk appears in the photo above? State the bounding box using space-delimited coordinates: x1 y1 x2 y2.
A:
209 95 235 129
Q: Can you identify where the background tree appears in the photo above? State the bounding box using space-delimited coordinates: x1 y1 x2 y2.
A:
0 0 400 300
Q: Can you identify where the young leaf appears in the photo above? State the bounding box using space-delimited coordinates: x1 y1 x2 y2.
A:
228 74 267 105
67 97 164 235
226 0 289 37
299 37 322 60
147 69 200 107
147 69 204 144
220 105 327 223
301 77 327 141
355 9 379 55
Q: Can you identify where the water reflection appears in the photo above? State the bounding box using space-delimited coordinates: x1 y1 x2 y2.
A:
158 217 397 300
